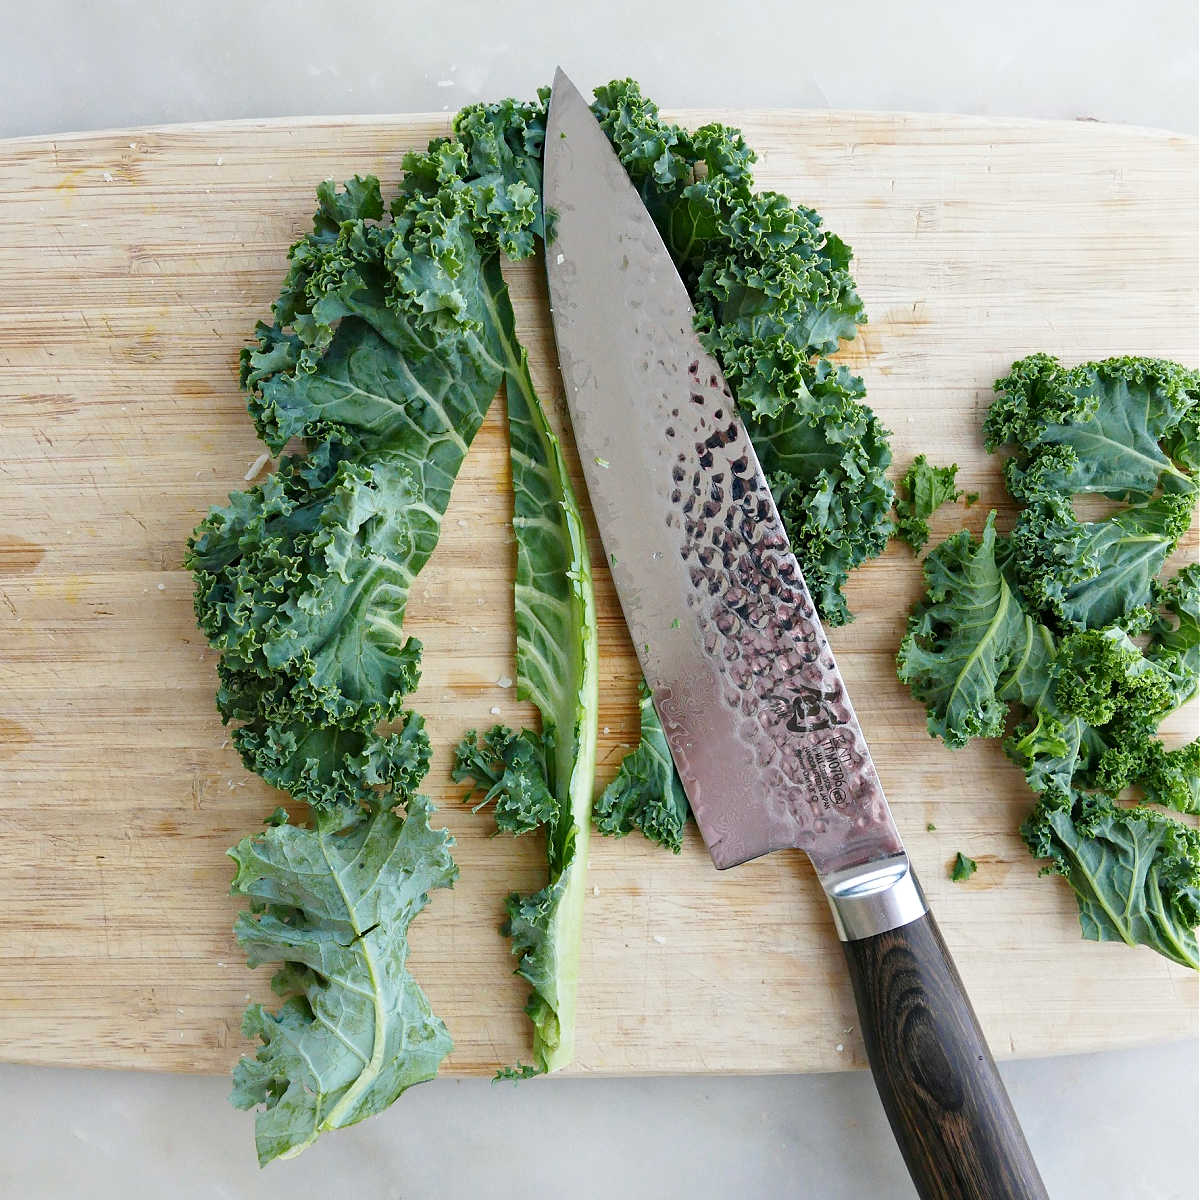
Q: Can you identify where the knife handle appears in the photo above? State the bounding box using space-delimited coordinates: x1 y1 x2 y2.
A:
841 905 1048 1200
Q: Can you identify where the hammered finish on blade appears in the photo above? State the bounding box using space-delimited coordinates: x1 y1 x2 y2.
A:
543 71 903 875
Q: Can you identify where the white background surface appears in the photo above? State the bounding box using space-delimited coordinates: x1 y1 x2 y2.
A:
1 2 1197 1197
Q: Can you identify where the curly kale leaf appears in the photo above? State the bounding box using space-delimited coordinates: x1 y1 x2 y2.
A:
401 95 548 258
986 354 1199 631
229 793 458 1165
189 449 430 731
233 711 431 815
987 353 1199 501
240 212 505 455
1021 795 1199 969
1147 564 1200 709
189 171 519 810
897 514 1057 747
1009 490 1195 631
594 681 691 853
1052 625 1177 729
895 455 961 552
589 78 889 626
453 725 556 835
747 362 894 625
591 81 863 392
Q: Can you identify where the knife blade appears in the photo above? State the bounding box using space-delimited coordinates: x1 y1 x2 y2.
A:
543 69 1047 1200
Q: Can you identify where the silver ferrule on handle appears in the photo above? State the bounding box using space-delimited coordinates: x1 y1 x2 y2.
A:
820 855 928 941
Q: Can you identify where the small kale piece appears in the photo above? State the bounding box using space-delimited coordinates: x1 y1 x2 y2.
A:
493 1062 541 1083
896 455 961 552
453 725 556 835
593 681 691 853
950 852 978 882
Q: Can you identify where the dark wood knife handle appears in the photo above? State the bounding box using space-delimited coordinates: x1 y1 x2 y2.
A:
842 909 1048 1200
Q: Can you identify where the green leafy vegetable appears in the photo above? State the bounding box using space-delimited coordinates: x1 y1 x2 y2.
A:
493 1062 540 1083
950 852 978 881
593 681 691 853
1022 796 1199 969
986 354 1199 502
896 454 961 552
230 791 457 1164
453 725 556 834
897 514 1056 747
456 256 598 1075
1147 563 1200 709
1008 491 1194 630
898 354 1199 966
987 354 1199 631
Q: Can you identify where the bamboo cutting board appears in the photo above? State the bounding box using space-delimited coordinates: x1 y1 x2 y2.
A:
0 111 1196 1078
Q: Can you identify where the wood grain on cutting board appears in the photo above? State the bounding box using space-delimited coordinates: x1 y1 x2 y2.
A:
0 111 1196 1076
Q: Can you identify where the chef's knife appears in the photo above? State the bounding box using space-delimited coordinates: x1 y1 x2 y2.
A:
543 69 1047 1200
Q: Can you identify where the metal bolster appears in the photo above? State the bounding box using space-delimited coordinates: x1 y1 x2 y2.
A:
820 854 928 942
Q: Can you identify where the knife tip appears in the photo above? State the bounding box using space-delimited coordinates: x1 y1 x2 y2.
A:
550 65 578 101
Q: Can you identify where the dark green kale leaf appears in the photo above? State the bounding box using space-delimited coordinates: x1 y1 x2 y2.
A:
1021 795 1199 969
1008 491 1194 631
747 361 893 625
593 681 691 853
987 353 1199 501
895 454 961 552
1147 564 1200 709
987 354 1199 631
1052 625 1177 729
233 711 431 815
453 725 557 835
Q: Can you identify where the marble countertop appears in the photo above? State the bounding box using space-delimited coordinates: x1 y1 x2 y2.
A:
0 2 1195 1196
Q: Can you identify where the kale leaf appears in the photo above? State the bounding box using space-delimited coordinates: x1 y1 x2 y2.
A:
896 514 1057 747
895 454 962 552
988 354 1199 631
593 681 691 853
229 790 457 1164
1021 796 1199 969
950 852 978 882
